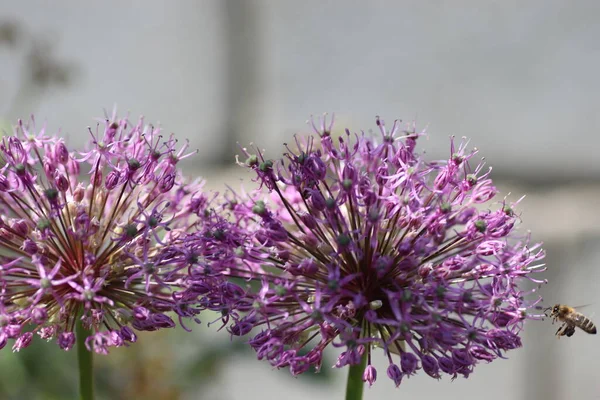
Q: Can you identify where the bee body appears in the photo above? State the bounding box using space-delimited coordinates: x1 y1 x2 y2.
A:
546 304 597 337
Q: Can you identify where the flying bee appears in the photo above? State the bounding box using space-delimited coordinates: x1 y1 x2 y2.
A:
544 304 597 337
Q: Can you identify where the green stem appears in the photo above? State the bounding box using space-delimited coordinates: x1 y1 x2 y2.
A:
345 352 368 400
76 319 94 400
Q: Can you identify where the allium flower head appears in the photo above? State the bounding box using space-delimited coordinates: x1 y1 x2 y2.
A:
191 115 546 385
0 112 204 353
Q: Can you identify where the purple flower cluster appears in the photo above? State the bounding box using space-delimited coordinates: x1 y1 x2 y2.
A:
189 116 546 386
0 111 204 353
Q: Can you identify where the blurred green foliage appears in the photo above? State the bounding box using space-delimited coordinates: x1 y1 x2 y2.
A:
0 319 335 399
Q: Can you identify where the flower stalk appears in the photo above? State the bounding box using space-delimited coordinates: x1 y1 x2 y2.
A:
77 318 94 400
345 353 367 400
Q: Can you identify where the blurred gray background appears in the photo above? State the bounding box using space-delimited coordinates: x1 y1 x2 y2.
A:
0 1 599 399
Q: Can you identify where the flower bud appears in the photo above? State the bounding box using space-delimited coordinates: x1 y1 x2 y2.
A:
58 332 76 351
158 173 175 193
421 354 440 378
400 352 419 375
55 173 69 192
54 141 69 164
12 332 33 352
362 365 377 386
105 170 120 190
387 364 403 387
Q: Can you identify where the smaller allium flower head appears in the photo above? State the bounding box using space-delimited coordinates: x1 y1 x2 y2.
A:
191 115 547 385
0 111 204 353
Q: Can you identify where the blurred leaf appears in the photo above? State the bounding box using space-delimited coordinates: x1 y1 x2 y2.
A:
0 20 21 48
185 340 247 384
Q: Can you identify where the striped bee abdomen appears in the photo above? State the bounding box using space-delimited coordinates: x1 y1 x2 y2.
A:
573 313 597 334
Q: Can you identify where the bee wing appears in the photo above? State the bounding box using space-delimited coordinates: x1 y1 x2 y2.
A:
538 304 593 313
571 304 593 310
572 305 596 320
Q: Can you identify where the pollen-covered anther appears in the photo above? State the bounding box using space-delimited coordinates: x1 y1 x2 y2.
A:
369 300 383 310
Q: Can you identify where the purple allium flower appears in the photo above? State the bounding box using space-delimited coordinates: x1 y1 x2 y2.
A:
0 111 204 353
190 115 546 384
